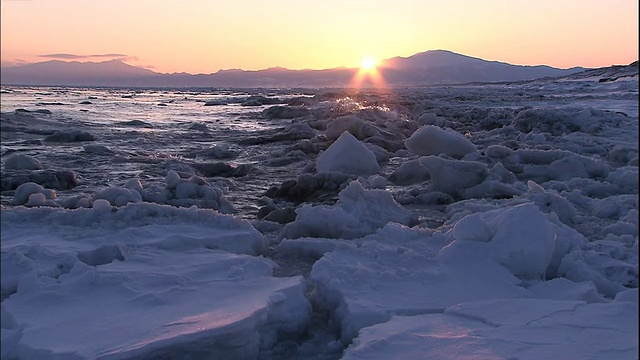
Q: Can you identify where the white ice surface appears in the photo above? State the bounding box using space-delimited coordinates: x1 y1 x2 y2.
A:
1 203 309 359
343 295 638 360
1 74 637 359
309 202 637 354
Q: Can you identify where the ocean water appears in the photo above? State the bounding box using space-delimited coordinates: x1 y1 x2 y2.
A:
1 81 637 222
0 87 316 215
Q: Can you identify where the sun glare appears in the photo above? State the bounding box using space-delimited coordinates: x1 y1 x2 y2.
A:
351 56 386 88
360 57 377 71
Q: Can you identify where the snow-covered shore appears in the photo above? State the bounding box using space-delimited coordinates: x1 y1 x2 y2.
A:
1 68 638 359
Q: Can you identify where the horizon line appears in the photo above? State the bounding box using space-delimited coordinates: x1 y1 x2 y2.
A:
2 49 625 75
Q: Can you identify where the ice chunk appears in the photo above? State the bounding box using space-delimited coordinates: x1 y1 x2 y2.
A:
316 131 380 176
419 156 488 196
405 125 477 158
388 159 431 185
325 115 381 140
344 299 638 360
281 181 413 239
1 204 303 359
93 187 143 207
311 225 530 343
448 203 556 279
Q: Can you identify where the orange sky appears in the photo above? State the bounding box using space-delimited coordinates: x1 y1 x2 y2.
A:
1 0 638 74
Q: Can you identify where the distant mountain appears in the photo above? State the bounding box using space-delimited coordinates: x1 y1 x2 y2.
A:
0 59 158 87
378 50 587 84
1 50 591 88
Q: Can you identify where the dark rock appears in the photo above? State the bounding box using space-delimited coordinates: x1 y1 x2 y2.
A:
204 100 228 106
264 207 297 224
231 164 253 177
119 120 153 128
241 95 283 106
44 130 95 142
192 162 253 178
36 102 64 106
1 169 80 191
14 109 52 115
189 123 209 132
263 106 311 119
273 180 297 198
264 186 279 198
257 205 277 219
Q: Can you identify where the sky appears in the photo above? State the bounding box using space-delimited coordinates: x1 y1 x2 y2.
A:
1 0 638 74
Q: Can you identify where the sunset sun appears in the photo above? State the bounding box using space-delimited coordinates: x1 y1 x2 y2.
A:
360 57 377 71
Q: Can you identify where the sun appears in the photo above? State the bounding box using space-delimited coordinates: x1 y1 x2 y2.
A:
351 56 386 88
360 57 377 71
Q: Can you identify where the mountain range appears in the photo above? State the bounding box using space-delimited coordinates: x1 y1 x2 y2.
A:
0 50 591 88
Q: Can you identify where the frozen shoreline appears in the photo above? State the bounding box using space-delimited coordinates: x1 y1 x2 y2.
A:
1 70 638 359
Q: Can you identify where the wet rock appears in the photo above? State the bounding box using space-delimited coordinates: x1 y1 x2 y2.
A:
193 162 253 177
189 123 209 132
263 106 311 119
4 154 43 170
241 96 283 106
44 130 95 142
30 170 80 190
257 205 277 219
14 109 52 115
268 172 355 203
1 170 80 191
119 120 153 128
274 180 298 198
204 100 228 106
36 102 65 106
264 207 297 224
